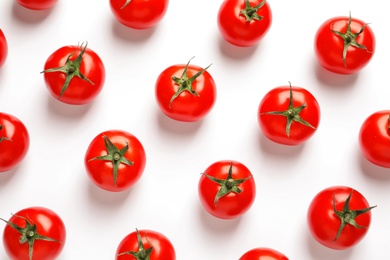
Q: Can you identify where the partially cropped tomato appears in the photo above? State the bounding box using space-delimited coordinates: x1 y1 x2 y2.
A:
217 0 272 47
314 13 375 74
0 112 30 172
0 29 7 68
258 82 320 146
359 110 390 168
1 206 66 260
42 42 105 105
85 130 146 192
307 186 376 250
116 229 176 260
198 160 256 219
16 0 57 10
239 247 289 260
155 57 216 122
110 0 169 29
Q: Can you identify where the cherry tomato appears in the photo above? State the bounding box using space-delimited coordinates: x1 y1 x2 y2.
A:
314 13 375 74
217 0 272 47
155 57 216 122
0 29 7 68
116 229 176 260
359 110 390 168
258 82 320 146
84 130 146 192
1 206 66 260
16 0 57 10
0 112 30 172
239 247 289 260
42 42 105 105
198 160 256 219
307 186 376 250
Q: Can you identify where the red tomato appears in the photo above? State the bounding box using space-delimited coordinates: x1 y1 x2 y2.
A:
1 206 66 260
116 229 176 260
16 0 57 10
155 57 216 122
359 110 390 168
258 82 320 146
198 160 256 219
0 112 30 172
239 247 289 260
42 42 105 105
0 29 7 68
84 130 146 192
109 0 169 29
217 0 272 47
314 13 375 74
307 186 376 250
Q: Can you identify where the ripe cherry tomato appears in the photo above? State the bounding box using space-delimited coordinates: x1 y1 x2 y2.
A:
116 229 176 260
314 13 375 74
0 112 30 172
359 110 390 168
198 160 256 219
258 82 320 146
16 0 57 10
307 186 376 250
239 247 289 260
1 206 66 260
42 42 105 105
155 57 216 122
109 0 169 29
217 0 272 47
0 29 8 68
84 130 146 192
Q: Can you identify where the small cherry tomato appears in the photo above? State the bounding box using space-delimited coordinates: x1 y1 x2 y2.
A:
239 247 289 260
0 29 8 68
16 0 57 10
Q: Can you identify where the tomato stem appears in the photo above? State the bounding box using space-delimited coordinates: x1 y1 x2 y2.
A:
117 229 153 259
240 0 267 22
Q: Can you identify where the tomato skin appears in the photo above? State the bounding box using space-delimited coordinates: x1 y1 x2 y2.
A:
116 229 176 260
314 16 375 74
359 110 390 168
198 160 256 219
2 206 66 260
239 247 289 260
109 0 169 29
307 186 373 250
84 130 146 192
16 0 57 10
0 112 30 172
43 44 105 105
0 29 7 68
217 0 272 47
258 85 320 146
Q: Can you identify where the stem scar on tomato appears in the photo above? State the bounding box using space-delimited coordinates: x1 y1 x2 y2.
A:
333 190 376 241
120 0 131 9
0 124 11 143
88 135 134 186
41 42 95 100
330 12 373 67
117 229 153 258
169 57 212 108
240 0 267 22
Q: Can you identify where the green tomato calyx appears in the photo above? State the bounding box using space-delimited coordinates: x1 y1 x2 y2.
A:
0 124 11 143
117 229 153 259
240 0 267 22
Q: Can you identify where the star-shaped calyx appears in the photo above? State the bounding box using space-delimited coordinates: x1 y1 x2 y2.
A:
240 0 267 22
0 124 11 143
117 229 153 259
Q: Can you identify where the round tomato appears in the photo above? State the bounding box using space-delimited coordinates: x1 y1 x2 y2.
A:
42 42 105 105
0 112 30 172
198 160 256 219
0 29 7 68
307 186 376 250
217 0 272 47
239 247 288 260
258 82 320 146
85 130 146 192
314 13 375 74
116 229 176 260
16 0 57 10
1 206 66 260
359 110 390 168
109 0 169 29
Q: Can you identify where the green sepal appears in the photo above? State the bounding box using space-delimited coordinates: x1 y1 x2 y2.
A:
240 0 267 22
0 124 11 143
121 0 131 9
117 229 153 259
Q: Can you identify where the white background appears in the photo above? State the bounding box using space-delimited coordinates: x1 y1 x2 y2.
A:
0 0 390 259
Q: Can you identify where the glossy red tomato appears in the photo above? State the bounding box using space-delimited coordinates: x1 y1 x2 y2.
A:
155 57 216 122
217 0 272 47
42 42 105 105
314 13 375 74
198 160 256 219
359 110 390 168
0 112 30 172
0 29 7 68
16 0 57 10
1 206 66 260
109 0 169 29
85 130 146 192
239 247 289 260
258 82 320 146
116 229 176 260
307 186 376 250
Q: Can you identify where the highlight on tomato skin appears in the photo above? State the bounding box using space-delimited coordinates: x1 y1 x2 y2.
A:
16 0 58 10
